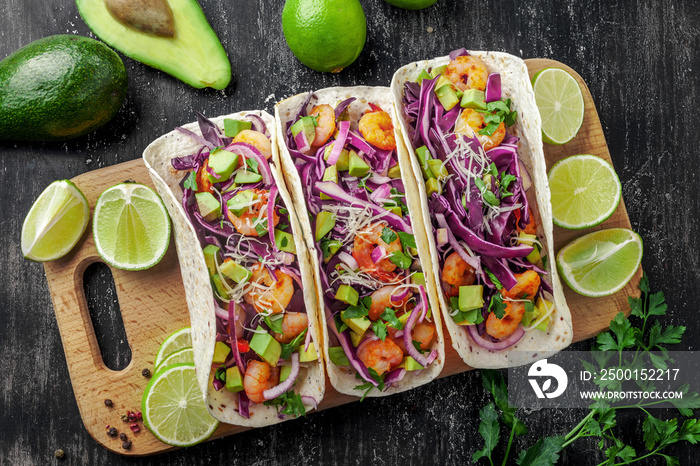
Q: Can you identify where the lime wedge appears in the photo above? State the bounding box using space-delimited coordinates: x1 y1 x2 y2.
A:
93 183 170 270
532 67 585 145
154 327 192 369
21 180 89 262
156 346 194 372
142 363 218 447
557 228 642 297
548 154 621 230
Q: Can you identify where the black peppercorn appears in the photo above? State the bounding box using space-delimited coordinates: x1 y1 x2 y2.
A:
142 368 151 378
107 427 118 437
119 433 127 441
104 399 113 407
121 414 129 422
122 440 132 450
54 449 65 459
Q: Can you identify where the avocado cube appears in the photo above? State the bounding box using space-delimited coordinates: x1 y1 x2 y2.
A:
212 341 231 365
290 116 317 146
249 327 282 366
220 259 252 284
225 366 244 392
348 152 370 177
415 146 434 180
459 285 484 313
398 356 425 371
435 75 454 90
460 89 487 110
323 144 350 172
315 211 336 241
427 159 449 180
534 297 553 331
425 177 442 197
195 191 222 222
211 274 228 298
279 364 292 383
388 163 401 179
298 342 319 362
208 149 239 183
202 244 220 276
349 330 365 347
398 312 411 327
416 68 432 84
385 205 402 217
274 229 296 254
454 88 464 100
341 311 371 335
234 170 263 184
335 284 359 306
320 165 338 200
430 64 447 78
436 85 459 111
227 190 254 217
411 272 426 287
223 119 252 138
328 346 350 366
322 239 342 263
517 232 541 264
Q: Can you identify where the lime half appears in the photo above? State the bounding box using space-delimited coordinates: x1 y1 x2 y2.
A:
142 363 218 447
557 228 642 297
532 67 585 145
154 327 192 369
548 154 621 230
21 180 89 262
155 346 194 373
93 183 170 270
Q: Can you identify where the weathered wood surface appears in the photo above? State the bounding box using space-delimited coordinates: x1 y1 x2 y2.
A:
1 1 698 464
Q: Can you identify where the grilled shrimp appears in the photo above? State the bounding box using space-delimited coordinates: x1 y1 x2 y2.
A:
455 108 505 151
368 286 413 321
309 104 336 147
357 338 403 376
514 207 537 235
226 189 279 237
485 271 541 340
358 104 396 151
244 360 280 403
244 263 295 314
352 223 403 282
273 312 308 344
444 55 489 91
441 251 476 298
233 130 272 160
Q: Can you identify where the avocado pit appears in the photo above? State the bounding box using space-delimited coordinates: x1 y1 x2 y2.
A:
104 0 175 37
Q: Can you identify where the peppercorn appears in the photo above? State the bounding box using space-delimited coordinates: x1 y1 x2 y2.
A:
54 449 65 459
107 427 118 437
104 399 113 407
121 414 129 422
142 368 151 378
119 433 127 441
136 411 142 420
127 411 137 422
122 440 132 450
130 423 140 433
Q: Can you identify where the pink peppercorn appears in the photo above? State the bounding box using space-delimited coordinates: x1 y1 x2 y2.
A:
130 423 140 433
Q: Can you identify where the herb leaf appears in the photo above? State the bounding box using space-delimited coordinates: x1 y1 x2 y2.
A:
488 293 507 320
263 390 306 417
279 329 307 360
389 251 412 269
472 402 500 463
183 171 198 191
397 231 416 251
381 227 398 245
516 436 564 466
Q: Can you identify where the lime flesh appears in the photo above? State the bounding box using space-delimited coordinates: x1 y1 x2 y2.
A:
156 347 195 373
532 67 585 145
154 327 192 369
557 228 642 297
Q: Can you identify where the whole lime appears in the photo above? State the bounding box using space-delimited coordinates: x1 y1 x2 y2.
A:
282 0 366 73
384 0 438 9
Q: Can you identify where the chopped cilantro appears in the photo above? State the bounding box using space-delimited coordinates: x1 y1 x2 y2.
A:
214 365 226 383
183 171 198 191
488 293 507 319
279 207 289 215
474 177 500 207
389 251 412 269
334 314 348 333
381 227 398 244
246 158 259 174
483 267 503 290
371 320 388 341
380 308 403 330
263 390 306 418
343 301 369 319
397 231 416 251
280 328 307 360
264 314 284 334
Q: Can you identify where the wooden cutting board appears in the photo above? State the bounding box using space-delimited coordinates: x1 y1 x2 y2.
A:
43 58 642 456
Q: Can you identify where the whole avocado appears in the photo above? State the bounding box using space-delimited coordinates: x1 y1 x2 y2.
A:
0 35 127 142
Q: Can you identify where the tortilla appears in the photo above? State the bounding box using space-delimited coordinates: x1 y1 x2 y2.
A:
390 52 573 368
274 87 445 397
143 110 325 427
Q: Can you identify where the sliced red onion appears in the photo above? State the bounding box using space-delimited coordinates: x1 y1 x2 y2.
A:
229 301 245 371
485 73 502 102
225 142 272 186
267 186 278 245
238 392 250 418
384 368 406 386
206 164 221 180
467 324 525 350
393 330 404 339
449 48 469 59
434 214 480 271
280 266 303 288
294 130 311 153
417 284 428 323
327 120 350 165
338 251 358 270
263 353 300 401
518 159 532 191
369 173 392 184
390 287 410 304
347 131 376 156
214 304 228 320
370 245 387 263
301 395 318 411
276 251 295 265
369 184 392 204
247 114 267 134
403 302 430 367
436 228 449 247
213 378 224 391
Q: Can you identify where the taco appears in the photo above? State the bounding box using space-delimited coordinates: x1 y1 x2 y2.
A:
390 49 572 368
143 111 325 426
275 87 445 398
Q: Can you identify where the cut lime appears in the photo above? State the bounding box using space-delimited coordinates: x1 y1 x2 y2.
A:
548 154 621 230
93 183 170 270
21 180 89 262
532 67 585 145
142 363 218 447
154 327 192 369
155 346 194 373
557 228 642 297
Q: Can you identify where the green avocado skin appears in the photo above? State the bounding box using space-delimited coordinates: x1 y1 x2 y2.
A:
0 35 127 142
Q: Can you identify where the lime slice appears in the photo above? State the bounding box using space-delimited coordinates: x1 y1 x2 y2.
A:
532 67 585 145
557 228 642 297
548 154 621 229
155 346 194 373
154 327 192 369
142 363 218 447
93 183 170 270
21 180 89 262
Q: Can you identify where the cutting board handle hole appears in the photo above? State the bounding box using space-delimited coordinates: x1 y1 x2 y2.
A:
83 262 132 371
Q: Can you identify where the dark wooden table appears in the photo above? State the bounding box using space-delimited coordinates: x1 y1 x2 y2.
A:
2 1 699 464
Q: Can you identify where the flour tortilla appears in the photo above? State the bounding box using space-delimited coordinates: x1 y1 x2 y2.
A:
274 87 445 397
390 52 573 368
142 111 325 426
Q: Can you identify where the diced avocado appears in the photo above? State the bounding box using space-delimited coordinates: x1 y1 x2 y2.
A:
454 88 464 100
517 232 541 264
411 272 426 287
323 144 350 171
534 297 553 331
435 75 454 90
290 116 317 145
335 284 359 306
426 177 441 197
279 364 292 383
398 356 425 372
249 327 282 366
482 173 493 187
416 68 432 84
388 163 401 179
211 274 228 298
234 170 263 184
341 311 371 335
212 341 231 365
461 89 487 110
348 152 370 177
315 211 336 241
436 85 459 111
274 229 296 254
322 239 342 263
427 159 448 180
220 259 252 284
385 205 402 217
227 190 254 217
223 119 252 138
415 145 434 180
202 244 220 276
207 149 239 183
397 312 411 327
459 285 484 313
320 165 338 200
349 330 365 347
430 64 447 78
195 191 221 222
299 342 319 362
328 346 350 366
225 366 244 392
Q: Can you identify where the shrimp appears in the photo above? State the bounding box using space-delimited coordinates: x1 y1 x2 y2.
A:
273 312 308 344
233 130 272 160
368 286 412 321
484 271 541 340
502 270 540 300
455 108 506 151
357 338 403 376
244 263 295 314
358 104 396 151
226 189 279 237
441 251 476 298
444 55 489 91
352 223 403 282
514 208 537 235
243 360 280 403
309 104 336 147
195 160 214 194
393 320 437 355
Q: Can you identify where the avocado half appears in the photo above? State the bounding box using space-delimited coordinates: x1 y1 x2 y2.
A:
76 0 231 89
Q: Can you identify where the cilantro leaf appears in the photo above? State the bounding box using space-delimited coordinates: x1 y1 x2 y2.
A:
488 293 507 320
472 402 500 463
279 329 307 360
380 308 403 330
648 321 685 349
481 370 527 435
474 177 500 207
343 302 369 319
371 321 388 341
183 171 198 191
264 314 284 334
389 251 412 269
254 219 268 237
596 312 637 352
334 314 348 333
483 267 503 290
263 390 306 418
516 436 564 466
397 231 416 251
246 158 259 174
381 227 398 245
500 172 517 198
